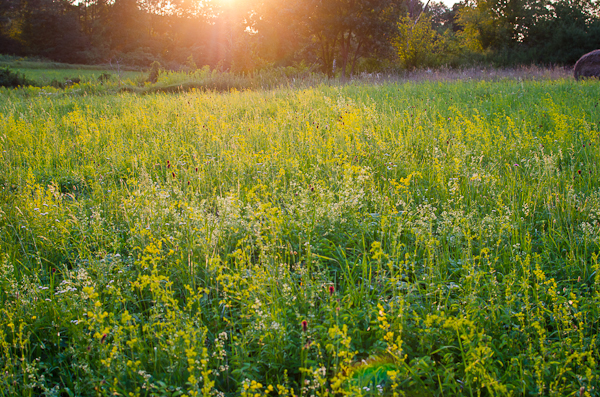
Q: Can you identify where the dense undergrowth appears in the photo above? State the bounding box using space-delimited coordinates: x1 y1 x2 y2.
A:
0 61 574 96
1 76 599 396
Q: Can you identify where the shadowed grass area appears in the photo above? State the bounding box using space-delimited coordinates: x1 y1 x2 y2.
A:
0 57 143 86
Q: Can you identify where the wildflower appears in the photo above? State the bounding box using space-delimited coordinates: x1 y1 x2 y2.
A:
172 172 176 178
578 170 582 175
101 334 107 344
329 285 335 296
301 320 308 333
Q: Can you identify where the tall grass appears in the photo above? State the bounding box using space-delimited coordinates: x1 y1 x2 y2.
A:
0 76 599 396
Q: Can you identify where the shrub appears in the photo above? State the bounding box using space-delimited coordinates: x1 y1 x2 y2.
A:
148 61 162 83
0 67 36 88
185 54 197 72
49 79 65 88
98 72 113 82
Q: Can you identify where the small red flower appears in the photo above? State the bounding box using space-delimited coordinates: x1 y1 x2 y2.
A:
301 320 308 332
172 172 176 178
329 285 335 296
101 334 107 344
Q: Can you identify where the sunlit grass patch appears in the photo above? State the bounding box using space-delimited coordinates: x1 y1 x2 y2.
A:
0 76 599 396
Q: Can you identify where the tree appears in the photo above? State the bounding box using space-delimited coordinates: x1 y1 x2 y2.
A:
18 0 89 63
523 0 600 64
282 0 403 77
457 0 507 52
246 0 309 67
394 12 438 69
221 0 430 76
456 0 600 65
0 0 25 55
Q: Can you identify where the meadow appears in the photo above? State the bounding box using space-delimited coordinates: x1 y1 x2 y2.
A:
0 57 143 87
0 71 599 396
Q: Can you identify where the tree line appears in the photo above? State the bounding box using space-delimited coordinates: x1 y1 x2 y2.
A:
1 0 599 74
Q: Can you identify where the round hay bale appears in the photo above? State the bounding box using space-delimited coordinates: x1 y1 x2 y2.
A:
574 49 600 81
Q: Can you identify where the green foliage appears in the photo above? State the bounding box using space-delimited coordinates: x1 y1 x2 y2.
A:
394 14 438 70
16 0 88 63
0 67 36 87
520 0 600 65
2 0 600 72
457 0 510 53
148 61 162 83
347 356 399 392
98 72 113 82
304 0 402 77
185 54 197 72
1 76 600 396
456 0 600 66
230 34 263 75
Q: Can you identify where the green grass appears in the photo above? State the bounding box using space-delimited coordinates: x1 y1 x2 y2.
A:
9 68 142 85
0 74 599 396
0 57 144 86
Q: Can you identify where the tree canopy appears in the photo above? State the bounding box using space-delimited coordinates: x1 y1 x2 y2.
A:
1 0 599 72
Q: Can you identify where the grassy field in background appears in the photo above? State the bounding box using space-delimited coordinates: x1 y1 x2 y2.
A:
0 57 144 86
1 73 599 396
7 68 142 86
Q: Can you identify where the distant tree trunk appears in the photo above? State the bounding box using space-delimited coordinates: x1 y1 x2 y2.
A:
318 32 338 76
350 41 363 76
340 30 352 80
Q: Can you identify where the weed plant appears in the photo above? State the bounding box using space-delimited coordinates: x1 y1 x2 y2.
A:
0 76 599 396
0 68 37 88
